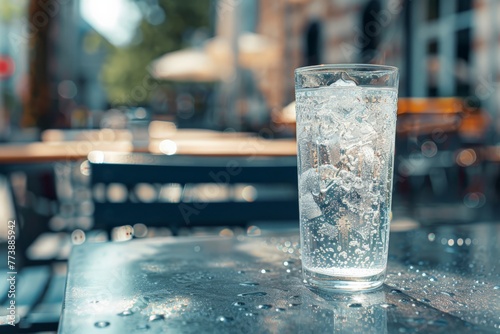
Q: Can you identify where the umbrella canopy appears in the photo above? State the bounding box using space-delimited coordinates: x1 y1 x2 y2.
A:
150 48 223 82
205 33 280 70
151 33 279 82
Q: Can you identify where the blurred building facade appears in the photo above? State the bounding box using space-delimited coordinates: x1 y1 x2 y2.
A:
0 0 108 134
24 0 108 130
0 0 499 138
250 0 498 133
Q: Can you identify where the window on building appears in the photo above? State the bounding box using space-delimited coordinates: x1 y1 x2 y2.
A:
457 0 472 13
427 39 439 97
304 21 321 66
409 0 474 98
455 28 471 96
361 0 381 63
426 0 440 21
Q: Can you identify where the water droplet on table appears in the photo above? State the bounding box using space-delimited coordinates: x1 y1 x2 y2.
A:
260 269 271 273
379 303 397 309
275 308 286 312
391 289 403 294
233 301 245 306
238 292 267 297
429 319 448 326
216 316 234 323
440 291 455 297
348 303 362 308
407 317 426 324
94 321 110 328
257 304 273 310
239 282 259 286
288 303 301 307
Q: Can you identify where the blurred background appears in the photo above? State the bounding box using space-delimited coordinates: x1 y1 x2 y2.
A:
0 3 499 235
0 0 495 133
1 0 499 219
0 0 499 330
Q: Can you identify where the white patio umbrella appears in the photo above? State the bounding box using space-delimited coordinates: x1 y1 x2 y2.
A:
150 48 224 82
204 32 280 70
150 33 279 131
151 33 279 82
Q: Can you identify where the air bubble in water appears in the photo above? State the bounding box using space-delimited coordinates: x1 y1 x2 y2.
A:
149 314 165 322
117 310 134 316
94 321 110 328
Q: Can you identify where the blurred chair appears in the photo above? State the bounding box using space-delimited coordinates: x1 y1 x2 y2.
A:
393 98 492 223
0 173 65 333
89 152 299 234
396 97 464 136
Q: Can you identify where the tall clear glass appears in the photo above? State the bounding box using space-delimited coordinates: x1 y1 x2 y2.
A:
295 64 399 291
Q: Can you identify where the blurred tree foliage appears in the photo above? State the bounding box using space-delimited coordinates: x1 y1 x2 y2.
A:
0 0 25 22
101 0 211 106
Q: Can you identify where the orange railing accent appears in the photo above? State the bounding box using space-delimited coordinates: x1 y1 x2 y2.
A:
397 97 463 115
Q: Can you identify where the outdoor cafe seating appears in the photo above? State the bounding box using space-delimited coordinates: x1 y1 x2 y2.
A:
1 1 499 332
1 105 499 332
89 152 299 234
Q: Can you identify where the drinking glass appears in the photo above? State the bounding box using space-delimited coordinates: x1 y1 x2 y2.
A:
295 64 399 291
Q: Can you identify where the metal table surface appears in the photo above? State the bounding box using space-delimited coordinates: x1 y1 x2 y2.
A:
59 222 500 333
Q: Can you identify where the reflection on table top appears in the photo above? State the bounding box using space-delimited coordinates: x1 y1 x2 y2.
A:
5 124 500 164
59 222 499 333
0 137 297 164
0 141 133 163
148 137 297 156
